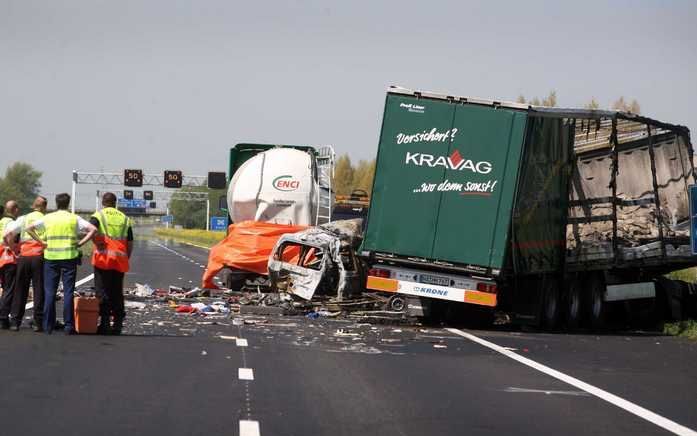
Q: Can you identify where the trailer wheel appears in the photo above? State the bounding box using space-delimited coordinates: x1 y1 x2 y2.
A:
565 278 585 330
588 273 607 331
388 295 406 312
225 269 248 291
542 277 562 330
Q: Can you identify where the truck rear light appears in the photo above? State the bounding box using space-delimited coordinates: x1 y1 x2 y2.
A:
368 268 391 278
476 282 497 293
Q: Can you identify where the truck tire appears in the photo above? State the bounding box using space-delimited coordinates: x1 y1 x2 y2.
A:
588 273 607 331
542 277 562 331
225 269 248 291
565 277 585 330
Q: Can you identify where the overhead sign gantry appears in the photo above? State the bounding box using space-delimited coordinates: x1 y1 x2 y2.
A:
71 169 227 230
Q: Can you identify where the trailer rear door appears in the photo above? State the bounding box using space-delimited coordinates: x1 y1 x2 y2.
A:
363 93 527 271
432 105 526 268
364 94 456 259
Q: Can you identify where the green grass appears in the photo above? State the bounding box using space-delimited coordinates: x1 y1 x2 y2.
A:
666 267 697 283
663 320 697 340
153 227 225 248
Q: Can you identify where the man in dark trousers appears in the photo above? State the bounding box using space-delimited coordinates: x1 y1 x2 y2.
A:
0 200 19 330
4 196 48 331
0 204 4 294
90 192 133 335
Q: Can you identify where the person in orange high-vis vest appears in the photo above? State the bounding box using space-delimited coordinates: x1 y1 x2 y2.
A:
90 192 133 335
3 196 48 331
0 200 20 330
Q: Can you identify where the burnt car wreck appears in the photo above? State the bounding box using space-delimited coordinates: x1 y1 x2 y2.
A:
268 219 365 301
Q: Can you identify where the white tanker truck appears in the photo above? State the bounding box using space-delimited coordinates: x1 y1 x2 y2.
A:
220 143 335 289
226 144 334 226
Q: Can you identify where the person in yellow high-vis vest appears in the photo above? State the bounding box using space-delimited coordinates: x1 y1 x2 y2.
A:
2 196 48 331
0 200 20 330
90 192 133 335
25 193 97 335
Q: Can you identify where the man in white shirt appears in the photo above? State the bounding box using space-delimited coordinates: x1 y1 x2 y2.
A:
3 196 48 331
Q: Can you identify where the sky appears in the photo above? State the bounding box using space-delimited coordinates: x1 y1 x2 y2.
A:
1 0 696 208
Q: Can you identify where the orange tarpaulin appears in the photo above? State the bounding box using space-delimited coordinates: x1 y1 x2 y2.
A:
201 221 307 289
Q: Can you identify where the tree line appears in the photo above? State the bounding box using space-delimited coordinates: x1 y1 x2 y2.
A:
516 90 641 113
0 162 42 213
169 187 227 229
332 156 376 197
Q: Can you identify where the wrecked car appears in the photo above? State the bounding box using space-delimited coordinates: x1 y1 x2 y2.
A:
268 219 365 301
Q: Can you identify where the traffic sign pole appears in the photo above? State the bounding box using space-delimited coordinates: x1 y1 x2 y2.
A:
691 185 697 255
71 171 77 213
206 198 210 231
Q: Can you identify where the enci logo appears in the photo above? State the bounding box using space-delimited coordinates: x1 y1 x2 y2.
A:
273 175 300 191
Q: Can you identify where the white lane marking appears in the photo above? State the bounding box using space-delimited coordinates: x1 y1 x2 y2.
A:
76 273 95 287
236 338 248 347
446 328 697 436
504 387 590 396
238 368 254 381
219 335 237 340
25 273 94 311
239 420 260 436
152 241 206 264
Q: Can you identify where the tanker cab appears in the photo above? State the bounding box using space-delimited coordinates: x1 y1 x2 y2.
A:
366 265 497 307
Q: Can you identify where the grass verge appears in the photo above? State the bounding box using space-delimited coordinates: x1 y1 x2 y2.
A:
666 267 697 283
663 320 697 340
153 227 225 249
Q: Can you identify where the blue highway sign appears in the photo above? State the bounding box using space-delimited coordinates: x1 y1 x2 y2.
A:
210 216 228 231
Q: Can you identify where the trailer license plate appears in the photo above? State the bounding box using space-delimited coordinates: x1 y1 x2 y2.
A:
418 274 450 287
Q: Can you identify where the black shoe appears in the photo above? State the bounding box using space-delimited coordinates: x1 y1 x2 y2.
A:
97 324 110 335
64 329 77 336
112 319 123 336
45 328 53 335
54 321 65 330
32 324 43 332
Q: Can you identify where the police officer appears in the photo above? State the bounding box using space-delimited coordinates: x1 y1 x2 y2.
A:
90 192 133 335
3 196 48 331
0 200 20 330
25 193 97 335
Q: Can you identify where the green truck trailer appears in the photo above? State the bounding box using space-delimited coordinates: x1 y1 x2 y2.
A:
361 86 695 328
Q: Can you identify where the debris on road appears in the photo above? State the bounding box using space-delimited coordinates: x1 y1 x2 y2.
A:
125 301 147 310
134 283 155 297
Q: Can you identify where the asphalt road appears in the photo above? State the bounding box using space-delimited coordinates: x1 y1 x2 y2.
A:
1 238 696 436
